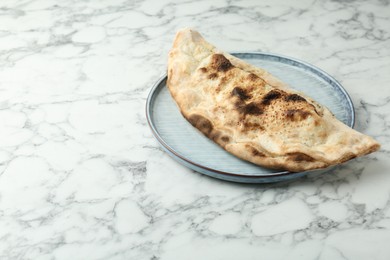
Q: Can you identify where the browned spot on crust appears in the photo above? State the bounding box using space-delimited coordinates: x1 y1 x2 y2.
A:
221 136 230 142
219 76 228 85
247 146 266 157
236 102 263 116
243 122 264 131
232 87 251 100
248 73 259 81
287 152 315 162
285 94 306 102
187 114 229 147
208 73 218 79
244 102 263 115
262 90 282 105
211 54 233 72
188 114 213 135
209 131 221 141
199 67 207 73
285 109 311 121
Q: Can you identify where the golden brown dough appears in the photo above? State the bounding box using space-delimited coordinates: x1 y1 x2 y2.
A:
167 28 380 172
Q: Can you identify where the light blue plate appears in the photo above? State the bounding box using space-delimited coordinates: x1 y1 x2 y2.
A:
146 52 355 183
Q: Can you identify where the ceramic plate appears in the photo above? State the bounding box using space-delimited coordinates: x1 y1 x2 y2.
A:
146 52 355 183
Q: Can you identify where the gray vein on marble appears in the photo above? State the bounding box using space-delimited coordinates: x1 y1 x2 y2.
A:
0 0 390 259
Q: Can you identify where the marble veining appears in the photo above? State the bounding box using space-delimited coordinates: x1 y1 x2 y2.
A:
0 0 389 259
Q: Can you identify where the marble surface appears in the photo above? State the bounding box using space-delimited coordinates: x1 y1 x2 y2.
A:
0 0 389 259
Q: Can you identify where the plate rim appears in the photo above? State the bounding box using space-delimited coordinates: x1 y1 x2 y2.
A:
146 52 355 180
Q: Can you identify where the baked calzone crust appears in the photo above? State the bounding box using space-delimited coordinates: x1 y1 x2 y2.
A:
167 28 380 172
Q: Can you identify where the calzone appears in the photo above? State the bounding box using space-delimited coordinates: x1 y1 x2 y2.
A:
167 28 380 172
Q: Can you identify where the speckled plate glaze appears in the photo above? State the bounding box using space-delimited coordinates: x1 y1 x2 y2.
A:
146 52 355 183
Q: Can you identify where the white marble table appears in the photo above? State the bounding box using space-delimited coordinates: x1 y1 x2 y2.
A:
0 0 390 259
